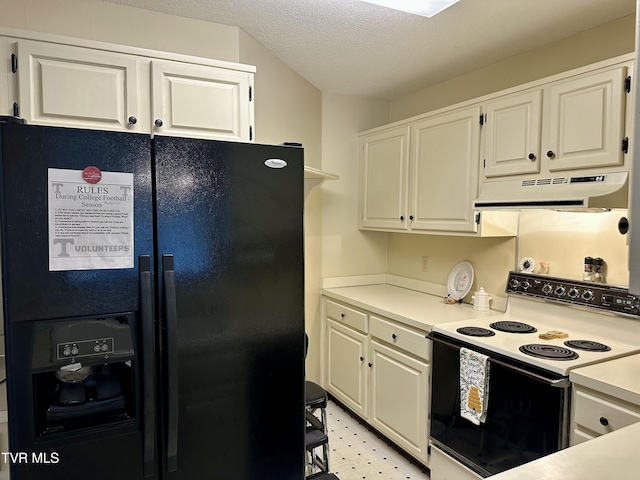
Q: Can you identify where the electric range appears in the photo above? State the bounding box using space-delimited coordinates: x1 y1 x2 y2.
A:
428 272 640 478
432 271 640 376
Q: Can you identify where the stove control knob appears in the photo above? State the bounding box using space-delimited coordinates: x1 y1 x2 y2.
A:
521 281 531 290
568 288 580 299
582 290 594 301
542 284 553 294
62 347 71 357
555 286 566 296
509 278 520 289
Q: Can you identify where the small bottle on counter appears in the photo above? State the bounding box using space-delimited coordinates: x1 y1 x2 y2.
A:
593 257 605 283
583 256 594 282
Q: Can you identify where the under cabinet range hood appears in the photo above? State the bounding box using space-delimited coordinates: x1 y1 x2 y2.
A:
473 172 628 209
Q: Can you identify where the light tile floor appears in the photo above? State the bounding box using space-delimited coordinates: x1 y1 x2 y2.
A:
325 399 431 480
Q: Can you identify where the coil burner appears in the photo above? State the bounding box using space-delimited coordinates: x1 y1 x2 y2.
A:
519 344 579 361
564 340 611 352
490 321 537 334
456 327 496 337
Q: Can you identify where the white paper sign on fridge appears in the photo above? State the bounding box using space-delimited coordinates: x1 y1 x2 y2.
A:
48 167 134 271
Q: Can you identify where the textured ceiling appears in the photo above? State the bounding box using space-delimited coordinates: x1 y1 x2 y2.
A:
99 0 636 100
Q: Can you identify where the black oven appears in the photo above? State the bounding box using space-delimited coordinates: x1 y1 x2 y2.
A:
429 332 570 477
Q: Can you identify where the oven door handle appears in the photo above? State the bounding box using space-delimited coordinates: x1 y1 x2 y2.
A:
429 333 570 388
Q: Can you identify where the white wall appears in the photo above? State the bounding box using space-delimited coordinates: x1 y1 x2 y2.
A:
0 0 239 61
320 93 389 279
391 15 635 121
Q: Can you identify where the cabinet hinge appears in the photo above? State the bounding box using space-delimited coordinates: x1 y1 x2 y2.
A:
625 76 631 93
249 125 253 141
249 85 253 102
11 53 17 73
475 212 481 224
479 113 485 126
427 445 431 456
622 137 629 154
12 103 19 117
483 158 486 168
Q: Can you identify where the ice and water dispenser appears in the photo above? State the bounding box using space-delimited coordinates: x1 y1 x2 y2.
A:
30 313 137 436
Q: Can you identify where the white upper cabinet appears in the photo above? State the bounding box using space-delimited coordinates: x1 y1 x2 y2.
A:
481 63 630 180
16 40 142 132
358 106 482 234
483 89 542 178
151 60 252 141
358 107 516 236
410 105 482 233
4 33 255 142
545 66 627 172
358 125 410 230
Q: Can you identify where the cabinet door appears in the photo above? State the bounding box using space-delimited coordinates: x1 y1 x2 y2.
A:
369 340 429 462
358 125 410 231
546 66 627 171
483 90 542 178
410 106 481 233
16 40 142 132
151 60 253 141
326 319 368 418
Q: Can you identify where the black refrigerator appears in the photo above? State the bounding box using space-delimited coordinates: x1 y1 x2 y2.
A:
0 119 305 479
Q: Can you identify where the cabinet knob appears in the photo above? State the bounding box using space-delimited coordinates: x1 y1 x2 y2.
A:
360 356 364 362
392 333 397 340
546 150 555 158
619 217 629 235
368 362 373 368
599 416 609 426
528 153 536 160
409 215 414 221
400 216 404 221
128 116 137 125
340 313 345 318
155 119 164 128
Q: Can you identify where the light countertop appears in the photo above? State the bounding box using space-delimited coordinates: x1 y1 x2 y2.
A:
322 283 504 332
570 353 640 405
491 421 640 480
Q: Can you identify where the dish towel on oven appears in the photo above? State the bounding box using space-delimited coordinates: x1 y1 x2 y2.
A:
460 347 490 425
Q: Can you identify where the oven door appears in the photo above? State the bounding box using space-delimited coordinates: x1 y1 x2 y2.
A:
429 332 570 477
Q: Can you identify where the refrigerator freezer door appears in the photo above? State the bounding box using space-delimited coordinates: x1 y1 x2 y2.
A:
154 136 305 479
0 123 155 480
0 123 154 320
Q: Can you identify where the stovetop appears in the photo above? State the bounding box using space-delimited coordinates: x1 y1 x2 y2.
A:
431 272 640 376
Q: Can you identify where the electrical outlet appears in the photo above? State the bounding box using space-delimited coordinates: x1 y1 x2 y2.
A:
422 256 429 272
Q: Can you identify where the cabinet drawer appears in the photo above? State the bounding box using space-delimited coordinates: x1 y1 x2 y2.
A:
369 315 429 360
325 299 368 333
573 388 640 436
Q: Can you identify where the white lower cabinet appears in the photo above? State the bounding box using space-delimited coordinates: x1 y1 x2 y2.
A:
326 318 368 418
369 339 429 461
323 297 431 466
570 385 640 446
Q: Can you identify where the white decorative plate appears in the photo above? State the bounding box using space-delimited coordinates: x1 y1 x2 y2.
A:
447 261 475 301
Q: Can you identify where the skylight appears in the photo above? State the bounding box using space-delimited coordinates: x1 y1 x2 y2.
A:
360 0 461 18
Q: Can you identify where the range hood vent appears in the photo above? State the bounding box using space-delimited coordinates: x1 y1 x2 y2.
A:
474 172 628 209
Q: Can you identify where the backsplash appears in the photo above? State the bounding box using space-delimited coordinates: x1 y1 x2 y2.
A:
386 209 630 305
517 209 629 286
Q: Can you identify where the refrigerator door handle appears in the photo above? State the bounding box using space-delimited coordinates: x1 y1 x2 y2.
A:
163 254 179 473
139 255 156 477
